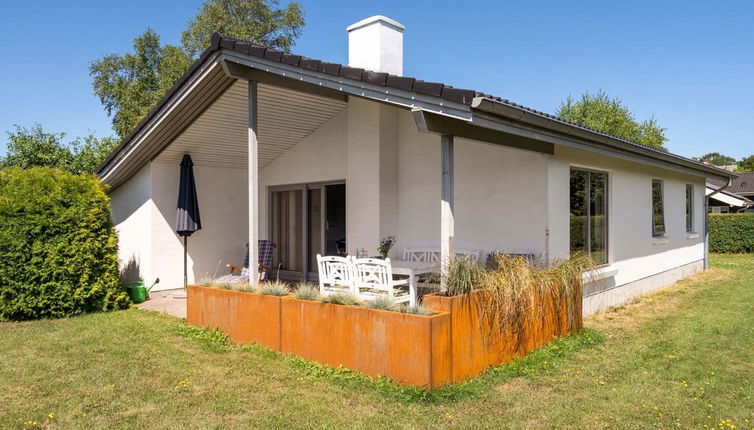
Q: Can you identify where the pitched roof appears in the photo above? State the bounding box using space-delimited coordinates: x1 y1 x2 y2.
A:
96 33 734 181
708 172 754 195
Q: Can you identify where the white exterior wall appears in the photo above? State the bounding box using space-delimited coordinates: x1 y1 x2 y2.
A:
148 162 248 291
110 94 709 302
258 109 348 237
111 162 248 292
395 110 549 259
110 164 153 285
257 102 548 260
551 146 706 290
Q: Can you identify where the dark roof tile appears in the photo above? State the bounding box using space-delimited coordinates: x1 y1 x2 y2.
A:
412 81 444 97
281 53 301 66
710 172 754 194
363 71 388 85
263 49 283 61
247 43 266 57
210 33 222 50
385 75 415 91
219 39 236 50
319 62 341 76
299 58 321 71
441 87 475 104
339 66 364 80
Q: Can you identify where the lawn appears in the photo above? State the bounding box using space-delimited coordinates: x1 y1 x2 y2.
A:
1 255 752 429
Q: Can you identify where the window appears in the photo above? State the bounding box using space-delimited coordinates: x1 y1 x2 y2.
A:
570 168 608 265
685 184 694 232
652 180 665 236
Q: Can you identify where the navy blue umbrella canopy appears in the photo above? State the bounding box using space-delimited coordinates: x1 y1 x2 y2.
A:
176 154 201 237
177 154 201 292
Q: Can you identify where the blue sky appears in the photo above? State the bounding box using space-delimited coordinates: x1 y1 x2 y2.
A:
1 0 752 159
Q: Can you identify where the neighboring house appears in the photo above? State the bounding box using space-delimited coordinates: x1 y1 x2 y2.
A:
97 16 734 315
708 172 754 213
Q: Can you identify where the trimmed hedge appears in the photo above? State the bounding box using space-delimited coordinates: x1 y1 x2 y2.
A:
709 213 754 253
0 167 130 321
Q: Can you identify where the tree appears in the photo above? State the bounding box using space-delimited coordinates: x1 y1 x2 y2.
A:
736 155 754 173
694 152 737 166
181 0 304 57
557 90 668 151
1 124 117 175
90 0 304 139
90 30 193 139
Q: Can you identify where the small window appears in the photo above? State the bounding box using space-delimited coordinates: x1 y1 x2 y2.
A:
652 180 665 236
685 184 694 232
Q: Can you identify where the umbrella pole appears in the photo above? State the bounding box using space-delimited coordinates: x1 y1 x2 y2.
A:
183 235 188 291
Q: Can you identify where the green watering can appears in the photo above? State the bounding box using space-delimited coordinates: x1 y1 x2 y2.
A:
125 278 160 304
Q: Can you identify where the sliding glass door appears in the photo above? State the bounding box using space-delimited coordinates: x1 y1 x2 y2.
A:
270 182 346 281
270 189 304 279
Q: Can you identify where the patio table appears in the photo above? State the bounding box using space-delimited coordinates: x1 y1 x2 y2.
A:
390 260 441 306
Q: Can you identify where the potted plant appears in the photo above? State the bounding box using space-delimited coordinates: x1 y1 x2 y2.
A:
378 235 396 259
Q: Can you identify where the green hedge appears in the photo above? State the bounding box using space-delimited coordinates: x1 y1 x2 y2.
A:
0 167 130 321
709 213 754 253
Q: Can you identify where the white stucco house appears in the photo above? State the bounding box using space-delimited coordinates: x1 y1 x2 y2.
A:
98 16 734 315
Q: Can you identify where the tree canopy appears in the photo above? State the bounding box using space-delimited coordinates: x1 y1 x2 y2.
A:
694 152 737 166
181 0 304 57
90 29 193 139
556 91 668 151
0 124 117 175
736 154 754 173
90 0 304 139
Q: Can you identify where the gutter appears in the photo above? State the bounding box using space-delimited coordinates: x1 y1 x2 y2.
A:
707 177 734 198
471 97 735 181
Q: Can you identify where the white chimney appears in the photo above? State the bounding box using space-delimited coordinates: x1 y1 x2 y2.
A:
347 15 404 76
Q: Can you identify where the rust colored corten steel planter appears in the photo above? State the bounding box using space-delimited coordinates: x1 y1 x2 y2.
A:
280 297 452 388
423 289 581 383
186 285 581 389
186 285 282 349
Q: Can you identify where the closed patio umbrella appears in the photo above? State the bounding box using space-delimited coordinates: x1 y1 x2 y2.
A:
176 154 202 292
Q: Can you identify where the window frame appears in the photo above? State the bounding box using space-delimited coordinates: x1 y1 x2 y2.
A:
685 184 694 232
569 167 609 266
652 179 666 237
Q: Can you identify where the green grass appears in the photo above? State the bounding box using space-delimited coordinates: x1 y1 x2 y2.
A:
1 254 753 429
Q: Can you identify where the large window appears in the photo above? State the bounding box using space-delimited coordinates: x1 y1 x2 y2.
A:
570 168 608 265
652 180 666 236
686 184 694 232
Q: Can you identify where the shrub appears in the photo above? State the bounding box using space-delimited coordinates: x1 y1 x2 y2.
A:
709 214 754 253
441 255 485 297
293 282 319 301
259 281 289 296
320 292 358 306
479 254 592 347
364 296 398 311
0 167 130 321
400 303 432 316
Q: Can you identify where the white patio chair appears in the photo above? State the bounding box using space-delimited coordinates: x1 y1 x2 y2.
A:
352 258 412 304
316 254 355 296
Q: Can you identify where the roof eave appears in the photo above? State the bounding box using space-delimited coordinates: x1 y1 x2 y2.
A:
471 97 735 181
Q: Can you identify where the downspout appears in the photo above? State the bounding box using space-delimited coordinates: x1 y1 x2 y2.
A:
705 177 733 269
